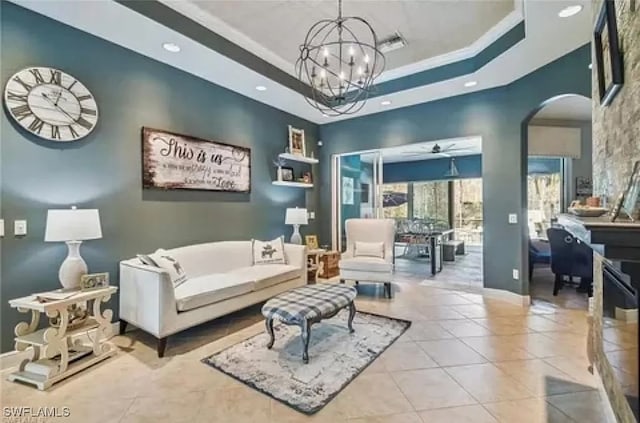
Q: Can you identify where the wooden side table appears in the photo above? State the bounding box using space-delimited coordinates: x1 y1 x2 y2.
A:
318 250 340 280
7 286 117 390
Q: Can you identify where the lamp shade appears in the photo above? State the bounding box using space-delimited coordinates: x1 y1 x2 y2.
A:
45 208 102 242
285 208 308 225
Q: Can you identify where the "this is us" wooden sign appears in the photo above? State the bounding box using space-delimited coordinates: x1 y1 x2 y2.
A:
142 127 251 193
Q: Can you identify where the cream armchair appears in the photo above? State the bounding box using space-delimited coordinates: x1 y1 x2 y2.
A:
339 219 395 298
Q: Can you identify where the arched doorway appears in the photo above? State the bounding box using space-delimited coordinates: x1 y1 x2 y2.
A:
521 94 592 307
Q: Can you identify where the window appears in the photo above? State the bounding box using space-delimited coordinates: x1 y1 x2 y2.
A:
527 157 563 238
453 178 483 244
413 181 449 224
382 183 408 219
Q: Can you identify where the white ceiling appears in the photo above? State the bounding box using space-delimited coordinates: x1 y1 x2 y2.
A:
11 0 592 124
532 95 592 121
362 136 482 163
175 0 513 72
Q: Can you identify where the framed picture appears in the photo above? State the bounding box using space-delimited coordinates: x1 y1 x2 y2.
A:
288 125 306 157
594 0 624 107
576 176 593 196
305 235 319 250
281 166 294 182
80 272 110 291
342 177 354 205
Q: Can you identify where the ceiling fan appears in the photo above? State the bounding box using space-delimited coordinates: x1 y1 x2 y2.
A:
401 143 476 158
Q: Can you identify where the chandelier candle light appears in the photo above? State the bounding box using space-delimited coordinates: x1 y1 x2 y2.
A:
296 0 385 116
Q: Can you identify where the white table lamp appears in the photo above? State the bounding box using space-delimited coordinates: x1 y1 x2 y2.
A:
285 207 308 244
45 207 102 289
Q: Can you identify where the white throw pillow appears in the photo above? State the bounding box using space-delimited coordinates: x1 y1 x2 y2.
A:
145 249 189 288
252 237 286 265
354 241 385 258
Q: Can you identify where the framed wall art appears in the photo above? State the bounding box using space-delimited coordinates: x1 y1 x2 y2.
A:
288 125 306 157
594 0 624 107
142 127 251 192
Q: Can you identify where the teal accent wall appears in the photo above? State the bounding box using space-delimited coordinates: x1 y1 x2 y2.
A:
0 3 319 352
318 44 591 296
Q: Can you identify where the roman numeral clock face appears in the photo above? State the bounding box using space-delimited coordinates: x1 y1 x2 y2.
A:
4 67 98 141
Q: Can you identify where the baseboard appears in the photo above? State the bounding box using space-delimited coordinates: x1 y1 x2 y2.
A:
482 287 531 306
0 322 120 373
420 280 530 306
614 306 638 323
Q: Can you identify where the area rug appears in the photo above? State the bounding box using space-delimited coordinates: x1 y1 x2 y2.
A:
202 310 411 414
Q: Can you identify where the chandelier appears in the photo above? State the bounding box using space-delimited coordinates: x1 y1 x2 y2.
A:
296 0 385 116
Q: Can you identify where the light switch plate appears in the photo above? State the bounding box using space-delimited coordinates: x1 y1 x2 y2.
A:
0 219 4 237
508 213 518 224
513 269 520 280
14 220 27 236
308 211 315 219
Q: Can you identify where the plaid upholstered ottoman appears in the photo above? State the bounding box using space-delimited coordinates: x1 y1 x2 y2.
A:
261 284 357 363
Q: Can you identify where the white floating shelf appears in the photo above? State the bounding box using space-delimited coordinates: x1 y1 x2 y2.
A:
272 181 314 188
278 153 319 164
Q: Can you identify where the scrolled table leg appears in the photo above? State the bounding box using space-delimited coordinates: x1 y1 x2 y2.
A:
91 294 115 355
43 308 70 376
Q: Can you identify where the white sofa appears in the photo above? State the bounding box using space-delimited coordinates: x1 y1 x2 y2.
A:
119 241 306 356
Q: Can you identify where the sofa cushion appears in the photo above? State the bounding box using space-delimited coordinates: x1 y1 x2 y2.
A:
174 274 254 312
227 264 300 291
252 237 286 265
339 257 392 273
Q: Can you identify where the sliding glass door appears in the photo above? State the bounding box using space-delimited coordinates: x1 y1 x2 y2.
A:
332 151 383 251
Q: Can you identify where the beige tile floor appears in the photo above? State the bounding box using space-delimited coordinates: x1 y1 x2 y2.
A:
0 279 614 423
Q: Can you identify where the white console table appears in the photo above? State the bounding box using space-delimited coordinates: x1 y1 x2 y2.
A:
7 286 117 390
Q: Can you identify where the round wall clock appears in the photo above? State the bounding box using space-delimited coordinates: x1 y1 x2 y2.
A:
3 66 98 141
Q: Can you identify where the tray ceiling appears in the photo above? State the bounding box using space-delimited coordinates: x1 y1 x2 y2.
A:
169 0 514 73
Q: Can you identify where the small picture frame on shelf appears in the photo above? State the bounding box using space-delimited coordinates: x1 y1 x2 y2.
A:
288 125 306 157
80 272 109 291
281 166 294 182
305 235 319 250
594 0 624 107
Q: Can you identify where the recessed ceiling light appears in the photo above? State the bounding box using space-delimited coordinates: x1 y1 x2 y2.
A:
162 42 181 53
558 5 583 18
464 81 478 88
381 100 392 106
255 85 267 91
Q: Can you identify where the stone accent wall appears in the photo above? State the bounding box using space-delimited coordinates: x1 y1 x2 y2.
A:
592 0 640 202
